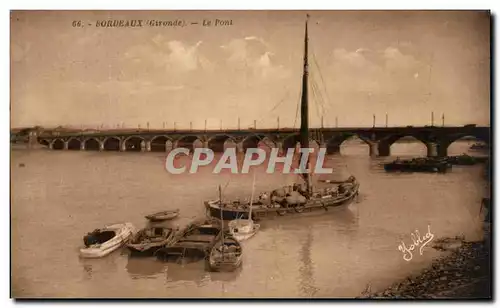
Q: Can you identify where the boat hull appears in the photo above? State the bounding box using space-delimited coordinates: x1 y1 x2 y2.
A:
205 183 359 221
145 210 180 222
155 220 222 263
384 162 449 173
207 235 243 272
80 223 136 258
208 258 243 272
126 227 176 256
230 224 260 242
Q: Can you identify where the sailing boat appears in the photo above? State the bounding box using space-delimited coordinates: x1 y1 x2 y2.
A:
227 172 261 241
204 14 360 221
206 186 243 272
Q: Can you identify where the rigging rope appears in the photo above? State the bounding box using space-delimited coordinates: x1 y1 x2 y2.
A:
243 90 291 129
311 49 332 112
293 87 302 129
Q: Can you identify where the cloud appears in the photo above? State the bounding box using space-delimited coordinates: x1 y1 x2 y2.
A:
383 47 421 71
221 36 290 79
125 36 211 72
328 46 428 95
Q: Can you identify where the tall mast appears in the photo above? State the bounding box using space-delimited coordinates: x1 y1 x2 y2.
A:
300 14 311 195
219 185 224 240
248 171 256 221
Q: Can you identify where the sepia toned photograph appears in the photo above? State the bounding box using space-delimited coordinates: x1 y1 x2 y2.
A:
10 9 491 299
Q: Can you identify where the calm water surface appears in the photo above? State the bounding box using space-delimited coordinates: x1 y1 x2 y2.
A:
11 140 489 298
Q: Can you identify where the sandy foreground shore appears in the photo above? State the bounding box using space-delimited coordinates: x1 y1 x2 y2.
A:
359 224 491 299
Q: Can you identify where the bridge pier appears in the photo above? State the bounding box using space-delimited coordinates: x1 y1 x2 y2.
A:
378 142 391 157
236 142 244 154
437 141 449 157
367 141 379 157
140 140 146 152
27 132 38 150
276 141 284 155
120 140 126 151
63 141 69 150
325 143 340 155
80 142 85 150
426 142 438 157
145 140 151 152
166 141 173 153
99 141 105 151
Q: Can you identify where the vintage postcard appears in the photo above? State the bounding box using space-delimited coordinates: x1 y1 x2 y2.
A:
10 10 491 299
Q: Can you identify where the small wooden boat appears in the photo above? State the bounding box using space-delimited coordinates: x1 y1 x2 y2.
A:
126 226 177 256
80 222 136 258
228 172 260 242
207 234 243 272
228 219 260 242
155 218 222 262
145 209 180 222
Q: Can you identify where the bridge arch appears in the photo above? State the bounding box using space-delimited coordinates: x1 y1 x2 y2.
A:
103 136 121 151
67 138 81 150
51 138 65 150
124 136 145 152
282 134 300 151
84 138 101 151
383 135 427 157
174 135 202 151
242 135 276 152
207 135 236 153
446 134 489 156
337 135 370 156
38 139 50 148
151 135 174 152
282 134 322 152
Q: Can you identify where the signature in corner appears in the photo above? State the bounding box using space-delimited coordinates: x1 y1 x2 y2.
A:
398 225 434 262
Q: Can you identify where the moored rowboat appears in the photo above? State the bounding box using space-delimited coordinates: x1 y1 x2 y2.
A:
80 222 136 258
126 226 177 256
145 209 180 222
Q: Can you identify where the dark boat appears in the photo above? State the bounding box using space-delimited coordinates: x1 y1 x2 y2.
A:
205 177 359 220
470 143 489 151
126 226 177 256
384 157 449 173
145 209 180 222
446 154 488 166
207 234 243 272
155 219 222 263
204 15 360 221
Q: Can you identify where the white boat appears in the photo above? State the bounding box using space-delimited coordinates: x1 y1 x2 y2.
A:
80 222 136 258
228 219 260 241
228 172 260 242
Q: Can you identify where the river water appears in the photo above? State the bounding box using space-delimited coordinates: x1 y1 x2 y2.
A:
11 140 489 298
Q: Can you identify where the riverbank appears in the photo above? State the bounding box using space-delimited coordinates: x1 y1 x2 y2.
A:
362 226 491 299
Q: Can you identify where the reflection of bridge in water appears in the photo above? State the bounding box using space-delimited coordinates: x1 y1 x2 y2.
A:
22 126 489 157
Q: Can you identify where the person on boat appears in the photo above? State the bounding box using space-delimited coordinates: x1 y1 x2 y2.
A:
338 184 346 195
258 192 269 202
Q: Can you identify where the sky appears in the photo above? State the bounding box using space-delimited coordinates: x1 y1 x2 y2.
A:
10 10 490 129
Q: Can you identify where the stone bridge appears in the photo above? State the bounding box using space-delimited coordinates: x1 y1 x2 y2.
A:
27 126 490 157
